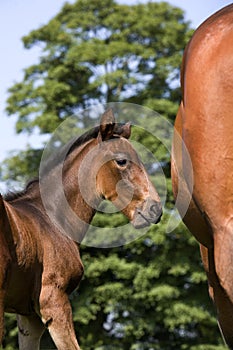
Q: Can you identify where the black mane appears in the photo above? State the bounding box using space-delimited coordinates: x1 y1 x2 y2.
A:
4 126 101 203
67 126 99 156
4 179 39 202
3 122 126 203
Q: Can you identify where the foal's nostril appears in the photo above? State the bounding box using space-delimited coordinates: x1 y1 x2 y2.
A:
150 204 156 214
155 210 163 223
150 203 163 224
150 203 162 215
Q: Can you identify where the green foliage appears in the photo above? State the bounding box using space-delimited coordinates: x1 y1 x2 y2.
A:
1 314 17 350
6 0 192 136
0 148 42 190
72 218 225 350
1 0 226 349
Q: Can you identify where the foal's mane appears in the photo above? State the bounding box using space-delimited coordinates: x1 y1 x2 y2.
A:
4 179 39 202
4 126 101 203
4 122 126 203
40 126 100 177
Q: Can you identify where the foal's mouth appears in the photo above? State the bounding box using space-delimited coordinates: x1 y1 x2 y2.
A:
131 200 163 229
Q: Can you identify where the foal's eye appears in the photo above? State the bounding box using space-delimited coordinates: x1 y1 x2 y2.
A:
115 159 128 167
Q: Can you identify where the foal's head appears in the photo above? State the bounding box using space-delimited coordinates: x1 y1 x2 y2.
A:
91 109 162 229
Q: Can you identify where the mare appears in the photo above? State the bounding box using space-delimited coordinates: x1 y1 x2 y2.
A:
0 109 162 349
171 4 233 348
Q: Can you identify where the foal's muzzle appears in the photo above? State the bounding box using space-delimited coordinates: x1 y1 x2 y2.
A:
131 198 163 229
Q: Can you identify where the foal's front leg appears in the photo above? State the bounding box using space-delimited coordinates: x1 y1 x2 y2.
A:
17 313 45 350
0 296 4 346
40 287 81 350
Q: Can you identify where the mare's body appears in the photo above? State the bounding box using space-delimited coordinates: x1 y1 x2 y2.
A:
172 4 233 348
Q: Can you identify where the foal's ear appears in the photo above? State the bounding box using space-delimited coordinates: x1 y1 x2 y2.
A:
117 122 131 139
98 109 115 141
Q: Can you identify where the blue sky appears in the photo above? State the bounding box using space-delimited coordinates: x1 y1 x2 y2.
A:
0 0 232 166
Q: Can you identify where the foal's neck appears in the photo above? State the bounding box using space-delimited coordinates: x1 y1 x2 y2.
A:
40 138 101 241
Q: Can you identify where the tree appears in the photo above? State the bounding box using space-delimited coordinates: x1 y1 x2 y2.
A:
6 0 191 135
3 0 191 186
1 0 226 349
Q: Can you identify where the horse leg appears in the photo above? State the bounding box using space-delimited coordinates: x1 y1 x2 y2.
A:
200 244 233 349
0 293 5 346
17 313 45 350
40 287 80 350
174 190 233 347
209 221 233 349
173 133 233 348
0 264 10 346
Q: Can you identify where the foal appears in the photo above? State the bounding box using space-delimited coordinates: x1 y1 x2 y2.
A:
0 109 162 349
